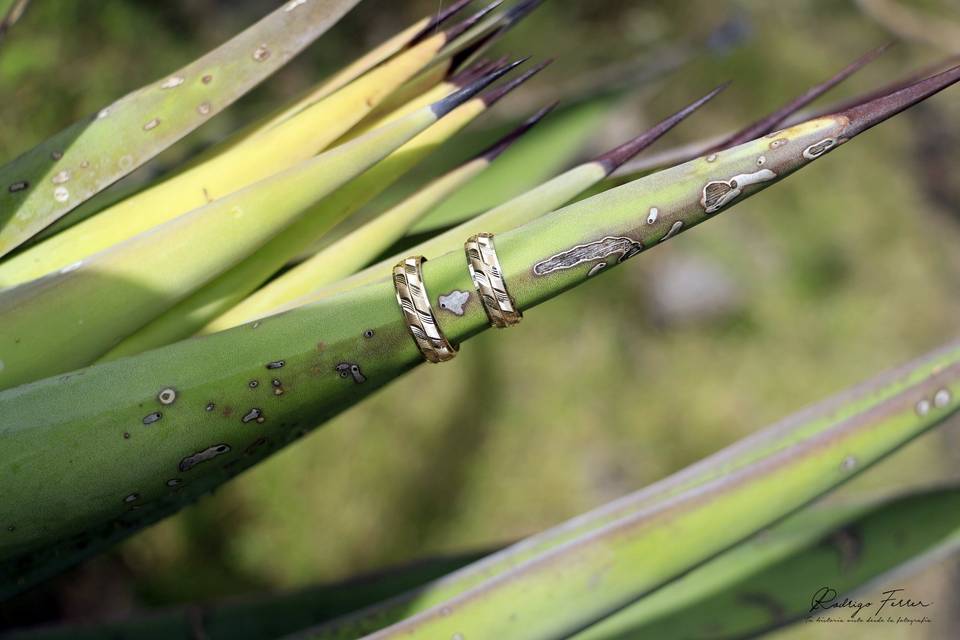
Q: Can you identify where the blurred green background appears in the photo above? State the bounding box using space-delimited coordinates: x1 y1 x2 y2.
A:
2 0 960 638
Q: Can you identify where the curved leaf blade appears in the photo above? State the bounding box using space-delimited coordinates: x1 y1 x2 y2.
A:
0 0 363 257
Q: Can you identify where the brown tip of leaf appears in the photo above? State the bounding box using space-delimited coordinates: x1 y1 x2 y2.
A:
432 58 526 118
596 82 730 174
443 0 504 43
448 23 507 70
503 0 548 28
481 57 550 106
837 62 960 138
449 59 495 88
479 101 559 161
709 42 892 152
410 0 475 45
816 53 960 118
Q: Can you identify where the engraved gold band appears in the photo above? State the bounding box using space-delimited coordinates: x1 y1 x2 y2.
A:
393 256 458 363
465 233 522 328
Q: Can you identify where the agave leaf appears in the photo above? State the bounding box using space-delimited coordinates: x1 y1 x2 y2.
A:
202 104 556 335
281 324 960 636
99 62 543 359
0 0 364 258
0 67 515 389
20 4 480 249
337 343 959 639
0 63 953 601
4 551 488 640
261 83 727 318
574 486 960 639
334 58 509 147
248 0 476 135
0 25 465 288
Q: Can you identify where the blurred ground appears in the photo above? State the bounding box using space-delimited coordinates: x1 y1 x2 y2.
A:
2 0 960 637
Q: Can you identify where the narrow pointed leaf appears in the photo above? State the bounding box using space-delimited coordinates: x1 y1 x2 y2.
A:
613 44 891 182
269 83 727 315
706 43 891 152
0 67 514 389
98 62 536 358
574 487 960 640
0 0 363 257
0 28 458 287
339 342 959 639
203 105 556 333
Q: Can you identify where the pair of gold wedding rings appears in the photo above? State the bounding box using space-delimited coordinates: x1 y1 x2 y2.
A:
393 233 519 363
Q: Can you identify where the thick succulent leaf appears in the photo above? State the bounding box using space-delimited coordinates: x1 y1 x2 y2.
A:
0 64 952 600
22 7 467 248
101 92 501 359
0 0 363 257
0 30 453 288
341 344 959 640
574 487 960 639
0 75 509 389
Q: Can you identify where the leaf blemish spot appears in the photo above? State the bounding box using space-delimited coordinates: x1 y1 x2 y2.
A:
157 388 177 405
242 408 263 424
934 389 951 408
179 444 231 472
253 44 270 62
160 76 184 89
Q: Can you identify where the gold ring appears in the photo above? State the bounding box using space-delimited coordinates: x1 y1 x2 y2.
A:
393 256 458 363
465 233 522 328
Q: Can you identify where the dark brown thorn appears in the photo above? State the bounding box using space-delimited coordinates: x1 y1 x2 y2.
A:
479 102 559 161
596 82 731 175
410 0 475 45
837 62 960 139
481 57 550 107
448 22 507 69
502 0 547 29
707 42 893 152
448 59 495 88
813 54 960 119
443 0 503 43
431 58 525 118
